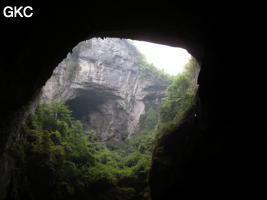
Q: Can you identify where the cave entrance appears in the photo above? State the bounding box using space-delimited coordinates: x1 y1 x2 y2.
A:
41 37 199 143
14 37 200 200
67 91 106 120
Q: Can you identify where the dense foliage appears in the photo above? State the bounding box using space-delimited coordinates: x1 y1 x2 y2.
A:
131 58 198 149
7 58 198 200
8 103 151 200
159 58 198 125
148 58 199 172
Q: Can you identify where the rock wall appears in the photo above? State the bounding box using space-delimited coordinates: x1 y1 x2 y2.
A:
1 4 257 199
41 38 170 142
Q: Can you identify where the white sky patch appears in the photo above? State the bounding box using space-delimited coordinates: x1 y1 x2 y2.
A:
130 40 191 76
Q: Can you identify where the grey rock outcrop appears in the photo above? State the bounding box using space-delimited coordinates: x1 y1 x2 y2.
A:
41 38 170 142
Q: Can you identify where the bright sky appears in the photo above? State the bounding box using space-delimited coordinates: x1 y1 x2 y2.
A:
130 40 191 76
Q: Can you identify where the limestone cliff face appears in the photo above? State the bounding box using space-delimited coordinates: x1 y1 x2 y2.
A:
41 38 170 142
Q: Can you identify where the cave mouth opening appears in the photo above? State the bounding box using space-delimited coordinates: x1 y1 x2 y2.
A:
53 37 200 147
66 91 109 120
10 37 200 200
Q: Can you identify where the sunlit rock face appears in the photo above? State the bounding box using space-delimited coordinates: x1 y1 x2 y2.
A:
41 38 170 142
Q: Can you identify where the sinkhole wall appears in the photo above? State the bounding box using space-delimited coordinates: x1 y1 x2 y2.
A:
41 38 172 142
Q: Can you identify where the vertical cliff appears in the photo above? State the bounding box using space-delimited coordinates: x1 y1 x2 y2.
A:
41 38 171 142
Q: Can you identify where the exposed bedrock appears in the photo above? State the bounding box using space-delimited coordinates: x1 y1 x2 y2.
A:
41 38 170 141
0 3 259 199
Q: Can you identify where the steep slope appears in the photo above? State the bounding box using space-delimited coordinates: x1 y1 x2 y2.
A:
41 38 171 143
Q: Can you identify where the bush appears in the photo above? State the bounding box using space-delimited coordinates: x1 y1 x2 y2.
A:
8 103 152 200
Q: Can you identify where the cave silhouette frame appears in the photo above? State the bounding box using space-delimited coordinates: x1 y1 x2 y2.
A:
0 3 255 199
54 37 201 200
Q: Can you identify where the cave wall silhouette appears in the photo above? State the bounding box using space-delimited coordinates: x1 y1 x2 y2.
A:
0 2 262 199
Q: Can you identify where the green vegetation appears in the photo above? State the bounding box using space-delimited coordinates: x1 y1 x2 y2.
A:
160 58 198 124
7 58 198 200
8 103 152 200
151 58 198 152
138 53 174 81
120 106 159 156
